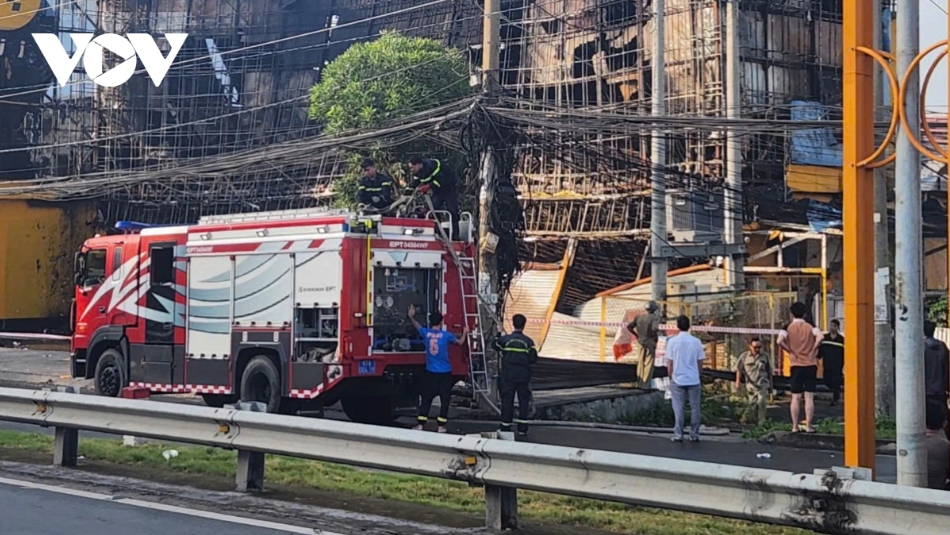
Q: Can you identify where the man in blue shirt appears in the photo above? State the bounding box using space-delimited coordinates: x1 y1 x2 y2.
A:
409 304 468 433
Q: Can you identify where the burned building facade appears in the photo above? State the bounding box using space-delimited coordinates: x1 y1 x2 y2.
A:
496 0 843 305
0 0 843 306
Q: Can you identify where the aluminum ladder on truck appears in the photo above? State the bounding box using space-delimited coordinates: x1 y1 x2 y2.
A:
425 202 491 398
198 207 351 225
456 254 491 397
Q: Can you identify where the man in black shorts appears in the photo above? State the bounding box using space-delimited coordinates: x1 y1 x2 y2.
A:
778 302 823 433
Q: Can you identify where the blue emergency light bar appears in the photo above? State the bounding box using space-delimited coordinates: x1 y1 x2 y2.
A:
114 221 155 232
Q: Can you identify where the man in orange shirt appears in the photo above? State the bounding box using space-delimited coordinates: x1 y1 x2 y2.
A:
777 302 823 433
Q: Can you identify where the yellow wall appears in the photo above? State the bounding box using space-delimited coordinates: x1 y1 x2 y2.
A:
786 164 843 193
0 200 97 320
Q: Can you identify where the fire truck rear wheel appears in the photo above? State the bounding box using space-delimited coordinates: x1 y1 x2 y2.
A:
201 394 239 408
94 348 127 398
340 396 397 426
240 356 281 413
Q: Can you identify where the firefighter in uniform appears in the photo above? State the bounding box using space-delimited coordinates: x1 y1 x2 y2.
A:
494 314 538 435
357 158 395 211
407 156 460 240
818 319 845 406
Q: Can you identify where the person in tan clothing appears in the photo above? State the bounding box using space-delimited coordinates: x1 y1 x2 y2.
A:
627 301 661 388
777 302 823 433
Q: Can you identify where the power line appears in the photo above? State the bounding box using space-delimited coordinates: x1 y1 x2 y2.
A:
927 0 948 15
0 0 476 101
0 49 463 157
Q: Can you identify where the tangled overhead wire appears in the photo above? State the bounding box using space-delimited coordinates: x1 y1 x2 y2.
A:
462 98 526 305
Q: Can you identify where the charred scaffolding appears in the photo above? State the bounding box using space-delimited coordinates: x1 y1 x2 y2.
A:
0 0 844 305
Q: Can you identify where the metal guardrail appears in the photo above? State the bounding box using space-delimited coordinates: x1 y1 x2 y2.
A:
0 332 71 341
0 386 948 535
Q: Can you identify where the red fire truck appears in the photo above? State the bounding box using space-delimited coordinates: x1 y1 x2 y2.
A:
69 208 486 424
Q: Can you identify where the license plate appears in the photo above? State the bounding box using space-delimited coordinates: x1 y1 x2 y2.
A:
358 360 376 375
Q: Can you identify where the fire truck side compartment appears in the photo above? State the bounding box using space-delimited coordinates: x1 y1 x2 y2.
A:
292 248 342 389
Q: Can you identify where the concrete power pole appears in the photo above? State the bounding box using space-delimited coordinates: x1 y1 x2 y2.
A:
724 0 744 290
478 0 502 404
650 0 668 303
894 0 926 487
872 0 895 418
482 0 500 91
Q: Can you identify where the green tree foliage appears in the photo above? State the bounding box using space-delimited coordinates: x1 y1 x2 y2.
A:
309 32 472 134
927 296 948 327
309 32 473 208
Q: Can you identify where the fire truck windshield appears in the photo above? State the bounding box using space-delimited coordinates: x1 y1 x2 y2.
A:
77 249 107 288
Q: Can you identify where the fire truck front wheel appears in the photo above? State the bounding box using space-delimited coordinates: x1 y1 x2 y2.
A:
94 348 127 397
240 356 281 413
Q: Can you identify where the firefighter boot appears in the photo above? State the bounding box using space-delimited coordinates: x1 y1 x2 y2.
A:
414 416 427 431
515 419 529 437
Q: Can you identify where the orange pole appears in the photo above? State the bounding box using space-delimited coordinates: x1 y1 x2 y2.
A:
842 0 876 471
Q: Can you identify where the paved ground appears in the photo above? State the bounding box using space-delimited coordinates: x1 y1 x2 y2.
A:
0 459 607 535
451 421 896 483
0 478 311 535
0 346 90 392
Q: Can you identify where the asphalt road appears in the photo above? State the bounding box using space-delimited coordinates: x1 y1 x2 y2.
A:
0 477 317 535
453 421 898 483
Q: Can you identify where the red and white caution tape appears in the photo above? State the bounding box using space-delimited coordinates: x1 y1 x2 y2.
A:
524 317 782 336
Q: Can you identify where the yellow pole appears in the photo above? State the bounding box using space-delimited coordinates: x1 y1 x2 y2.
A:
366 223 373 326
843 0 876 472
821 234 829 331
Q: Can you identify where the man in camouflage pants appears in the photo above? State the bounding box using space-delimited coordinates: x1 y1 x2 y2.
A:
734 337 772 424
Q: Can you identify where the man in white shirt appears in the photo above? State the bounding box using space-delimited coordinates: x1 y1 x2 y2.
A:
666 315 705 442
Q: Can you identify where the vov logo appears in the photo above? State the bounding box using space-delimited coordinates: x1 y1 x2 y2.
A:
32 33 188 88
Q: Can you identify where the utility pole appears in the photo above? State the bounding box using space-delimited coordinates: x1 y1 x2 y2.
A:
894 0 926 487
482 0 500 91
650 0 668 303
478 0 502 405
872 0 895 418
724 0 744 290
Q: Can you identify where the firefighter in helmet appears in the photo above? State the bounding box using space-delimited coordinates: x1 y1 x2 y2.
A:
357 158 395 212
494 314 538 436
406 156 460 240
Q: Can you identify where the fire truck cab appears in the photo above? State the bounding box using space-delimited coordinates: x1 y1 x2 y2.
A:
70 208 482 424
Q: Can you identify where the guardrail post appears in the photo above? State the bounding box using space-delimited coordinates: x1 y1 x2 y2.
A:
49 386 78 467
484 431 518 530
813 466 873 481
53 427 78 467
123 435 146 446
228 401 266 492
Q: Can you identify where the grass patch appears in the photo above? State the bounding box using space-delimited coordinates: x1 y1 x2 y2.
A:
621 383 745 428
742 417 897 440
0 429 811 535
